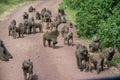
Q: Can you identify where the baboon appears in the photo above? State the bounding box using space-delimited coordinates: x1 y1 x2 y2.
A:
22 19 28 34
23 12 29 20
102 47 116 68
58 8 65 16
61 25 69 37
28 6 36 12
36 11 41 20
88 53 104 74
8 19 16 36
43 29 59 48
88 47 115 74
22 59 33 80
27 17 35 34
12 23 25 39
89 36 101 52
0 40 13 61
33 22 43 33
75 44 89 71
64 32 73 45
69 22 73 28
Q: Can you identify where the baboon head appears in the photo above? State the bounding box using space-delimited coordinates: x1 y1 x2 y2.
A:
11 19 16 25
0 40 4 47
92 36 100 42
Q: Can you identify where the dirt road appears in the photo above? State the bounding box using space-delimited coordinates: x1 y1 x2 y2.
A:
0 0 119 80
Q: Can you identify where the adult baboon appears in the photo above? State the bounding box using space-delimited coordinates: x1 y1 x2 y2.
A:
28 6 36 12
64 32 73 45
8 19 16 36
61 25 69 37
22 59 33 80
88 47 115 74
23 12 29 20
89 36 101 52
33 22 43 33
43 28 59 48
12 23 25 39
88 52 104 74
36 11 41 20
0 40 13 61
75 44 89 71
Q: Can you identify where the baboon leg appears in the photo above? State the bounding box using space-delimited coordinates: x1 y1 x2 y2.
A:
48 40 51 47
76 54 80 69
97 61 101 74
79 59 83 71
101 59 104 71
53 41 57 48
23 71 27 80
28 73 33 80
43 38 46 47
9 30 11 36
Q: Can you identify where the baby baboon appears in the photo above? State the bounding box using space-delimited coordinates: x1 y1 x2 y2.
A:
23 12 29 20
43 29 59 48
0 40 13 61
64 32 73 45
22 59 33 80
36 11 41 20
8 19 16 36
75 44 89 71
28 6 36 12
89 36 101 52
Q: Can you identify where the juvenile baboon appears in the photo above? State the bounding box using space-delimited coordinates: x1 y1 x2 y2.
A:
36 12 41 20
69 22 73 28
61 16 67 23
89 36 101 52
88 47 115 74
61 25 69 37
8 19 16 36
0 40 13 61
23 12 29 20
28 6 36 12
43 29 59 48
22 59 33 80
75 44 89 71
64 32 73 45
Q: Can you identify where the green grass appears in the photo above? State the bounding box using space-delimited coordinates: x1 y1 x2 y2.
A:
112 57 120 64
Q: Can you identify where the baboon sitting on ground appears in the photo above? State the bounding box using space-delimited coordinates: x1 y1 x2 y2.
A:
22 59 33 80
33 22 43 33
89 36 101 52
0 40 13 61
28 6 36 12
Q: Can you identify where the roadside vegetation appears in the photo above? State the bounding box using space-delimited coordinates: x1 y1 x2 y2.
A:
59 0 120 64
0 0 33 20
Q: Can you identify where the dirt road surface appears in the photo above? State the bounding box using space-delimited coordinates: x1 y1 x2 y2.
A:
0 0 119 80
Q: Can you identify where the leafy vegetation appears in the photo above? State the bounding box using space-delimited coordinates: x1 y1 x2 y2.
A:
59 0 120 63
